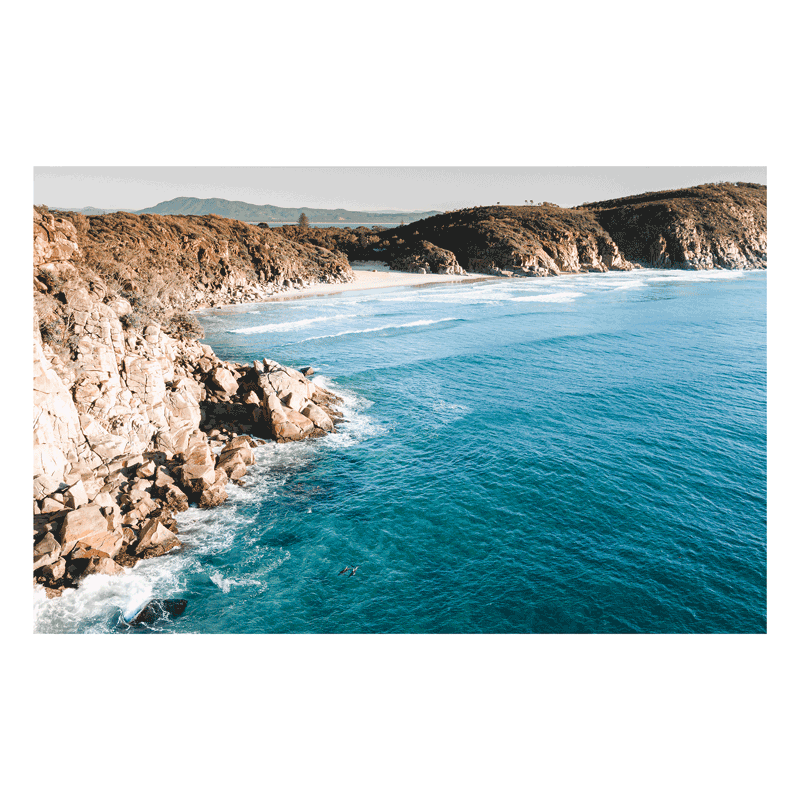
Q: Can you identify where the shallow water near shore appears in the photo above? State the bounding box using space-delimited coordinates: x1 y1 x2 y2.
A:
34 268 767 633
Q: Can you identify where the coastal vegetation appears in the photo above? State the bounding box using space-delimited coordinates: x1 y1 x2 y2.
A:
270 182 767 275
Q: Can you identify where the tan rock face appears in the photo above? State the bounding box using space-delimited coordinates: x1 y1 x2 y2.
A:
179 439 216 496
390 241 466 275
33 208 82 270
58 505 123 559
135 519 179 555
39 558 66 581
33 316 84 484
34 532 62 571
210 367 240 396
33 207 345 592
81 556 125 577
33 209 211 493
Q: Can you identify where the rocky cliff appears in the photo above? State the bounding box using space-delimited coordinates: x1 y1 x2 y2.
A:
36 207 354 313
274 183 766 276
584 182 767 270
379 204 634 276
33 208 347 596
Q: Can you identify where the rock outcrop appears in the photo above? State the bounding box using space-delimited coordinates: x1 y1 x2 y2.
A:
34 206 355 315
271 183 766 276
377 205 635 277
123 598 188 627
585 183 767 270
33 208 344 597
388 240 466 275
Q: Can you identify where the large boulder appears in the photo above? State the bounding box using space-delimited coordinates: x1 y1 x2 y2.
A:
163 483 189 512
263 392 304 442
210 367 239 396
301 402 334 432
286 408 315 436
64 479 89 509
127 598 188 626
58 505 123 559
259 362 314 404
199 469 229 508
178 439 216 495
135 518 180 556
80 556 125 578
217 437 255 479
223 436 255 465
33 532 62 571
39 557 66 582
217 448 247 479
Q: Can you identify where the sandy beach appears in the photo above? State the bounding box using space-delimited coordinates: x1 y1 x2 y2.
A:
263 261 500 302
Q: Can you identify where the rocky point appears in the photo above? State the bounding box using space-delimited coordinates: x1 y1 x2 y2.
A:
33 207 348 597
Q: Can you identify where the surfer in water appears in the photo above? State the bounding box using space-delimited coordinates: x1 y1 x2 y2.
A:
349 566 359 577
338 566 350 575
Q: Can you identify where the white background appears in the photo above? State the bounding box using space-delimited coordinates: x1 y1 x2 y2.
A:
6 2 795 798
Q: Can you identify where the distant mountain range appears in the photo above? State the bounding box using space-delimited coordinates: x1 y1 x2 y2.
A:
48 197 441 225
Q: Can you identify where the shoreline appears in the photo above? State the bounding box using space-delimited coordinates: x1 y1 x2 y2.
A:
191 264 505 311
255 265 502 304
199 263 614 311
198 263 688 311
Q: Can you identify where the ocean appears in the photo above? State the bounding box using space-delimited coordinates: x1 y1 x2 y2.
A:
33 268 767 633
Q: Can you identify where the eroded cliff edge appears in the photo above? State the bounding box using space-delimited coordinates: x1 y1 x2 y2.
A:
274 182 766 276
33 208 349 596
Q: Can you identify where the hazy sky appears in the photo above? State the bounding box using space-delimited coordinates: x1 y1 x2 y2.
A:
33 166 766 213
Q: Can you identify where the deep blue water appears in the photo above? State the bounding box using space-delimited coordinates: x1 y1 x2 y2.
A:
34 269 766 633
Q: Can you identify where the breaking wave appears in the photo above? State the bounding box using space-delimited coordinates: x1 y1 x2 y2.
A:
227 313 357 334
297 318 459 342
510 291 585 303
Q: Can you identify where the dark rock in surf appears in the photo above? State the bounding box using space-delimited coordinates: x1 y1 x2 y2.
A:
129 598 188 626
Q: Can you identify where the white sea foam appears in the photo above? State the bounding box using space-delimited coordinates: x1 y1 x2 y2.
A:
209 570 270 594
511 291 585 303
227 313 357 335
297 318 458 343
32 371 384 633
612 280 648 291
314 375 385 448
647 270 746 283
33 554 188 634
428 400 471 426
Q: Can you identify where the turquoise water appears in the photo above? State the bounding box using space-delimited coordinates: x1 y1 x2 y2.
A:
34 269 766 633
